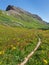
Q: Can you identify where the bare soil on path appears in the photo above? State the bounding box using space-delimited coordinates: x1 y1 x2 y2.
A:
18 38 41 65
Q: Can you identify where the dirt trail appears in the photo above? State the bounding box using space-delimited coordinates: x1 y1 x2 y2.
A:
18 38 41 65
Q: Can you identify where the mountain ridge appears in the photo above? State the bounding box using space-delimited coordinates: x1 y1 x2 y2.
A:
0 5 49 29
6 5 43 21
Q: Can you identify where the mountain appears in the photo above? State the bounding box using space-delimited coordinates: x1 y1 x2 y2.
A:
0 5 49 65
6 5 43 21
0 5 49 29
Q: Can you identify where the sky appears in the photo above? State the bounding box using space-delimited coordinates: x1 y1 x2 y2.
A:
0 0 49 23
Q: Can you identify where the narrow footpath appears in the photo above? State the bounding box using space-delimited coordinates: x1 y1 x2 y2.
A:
18 38 41 65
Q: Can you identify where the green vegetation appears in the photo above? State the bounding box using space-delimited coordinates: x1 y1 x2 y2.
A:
0 10 49 65
0 10 49 29
0 24 38 65
0 24 49 65
26 30 49 65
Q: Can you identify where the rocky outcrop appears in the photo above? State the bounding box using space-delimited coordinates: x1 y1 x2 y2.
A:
6 5 16 11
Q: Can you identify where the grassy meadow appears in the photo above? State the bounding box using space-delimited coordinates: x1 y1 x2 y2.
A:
0 10 49 65
0 24 49 65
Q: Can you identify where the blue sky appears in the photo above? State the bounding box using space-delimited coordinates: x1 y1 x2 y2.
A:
0 0 49 22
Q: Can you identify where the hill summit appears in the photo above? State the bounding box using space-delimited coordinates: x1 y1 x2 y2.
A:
6 5 15 11
0 5 49 29
6 5 43 21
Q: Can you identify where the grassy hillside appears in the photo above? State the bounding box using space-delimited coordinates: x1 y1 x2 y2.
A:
0 10 49 29
26 30 49 65
0 24 49 65
0 8 49 65
0 24 38 65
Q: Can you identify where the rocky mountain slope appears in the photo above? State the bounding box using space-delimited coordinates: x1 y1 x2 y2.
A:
0 5 49 29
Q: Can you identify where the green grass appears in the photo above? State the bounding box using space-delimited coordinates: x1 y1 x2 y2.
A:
0 10 49 65
0 24 49 65
0 24 38 65
0 10 49 29
26 30 49 65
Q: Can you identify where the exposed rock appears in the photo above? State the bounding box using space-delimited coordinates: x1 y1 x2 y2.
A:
6 5 15 11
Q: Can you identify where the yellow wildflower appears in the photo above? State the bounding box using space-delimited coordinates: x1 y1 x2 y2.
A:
12 46 16 50
43 59 48 64
0 61 2 64
0 51 4 55
0 51 2 55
